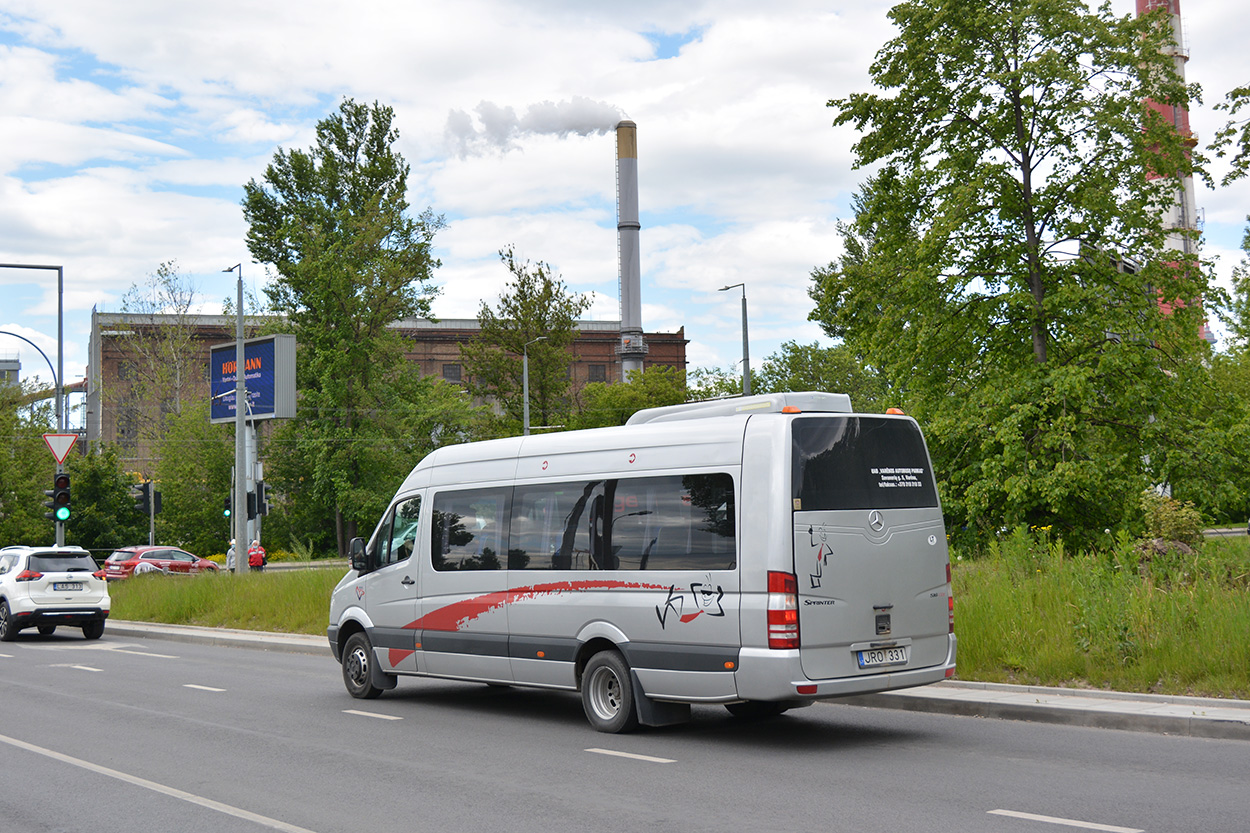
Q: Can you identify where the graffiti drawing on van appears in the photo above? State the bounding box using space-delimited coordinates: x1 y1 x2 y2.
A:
656 578 725 628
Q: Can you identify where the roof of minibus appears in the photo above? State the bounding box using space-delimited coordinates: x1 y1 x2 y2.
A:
396 391 858 493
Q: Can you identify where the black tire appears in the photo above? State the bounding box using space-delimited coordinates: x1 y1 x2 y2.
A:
0 600 17 642
37 625 56 636
82 620 105 640
581 650 639 733
725 700 790 719
342 631 383 699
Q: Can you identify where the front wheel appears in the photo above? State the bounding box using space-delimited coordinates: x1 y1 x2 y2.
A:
342 631 383 699
82 620 104 640
0 600 17 642
581 650 639 733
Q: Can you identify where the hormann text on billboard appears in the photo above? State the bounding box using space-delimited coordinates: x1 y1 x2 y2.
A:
209 334 296 423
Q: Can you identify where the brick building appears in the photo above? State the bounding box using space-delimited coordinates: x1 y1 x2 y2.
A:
86 311 687 469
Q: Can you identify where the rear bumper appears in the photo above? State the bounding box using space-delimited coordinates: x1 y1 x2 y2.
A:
13 608 110 629
734 633 957 702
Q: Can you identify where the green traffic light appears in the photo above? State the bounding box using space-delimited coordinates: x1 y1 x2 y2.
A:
224 509 232 518
55 506 70 521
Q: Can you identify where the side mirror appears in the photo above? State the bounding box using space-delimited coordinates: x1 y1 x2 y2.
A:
349 537 369 573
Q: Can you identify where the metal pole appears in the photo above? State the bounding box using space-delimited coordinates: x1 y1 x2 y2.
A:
0 263 66 545
522 351 530 436
719 283 750 396
740 290 751 397
225 264 247 573
523 336 547 436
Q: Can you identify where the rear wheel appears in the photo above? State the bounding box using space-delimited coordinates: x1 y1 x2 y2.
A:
0 600 17 642
581 650 638 734
342 631 383 699
725 700 790 719
37 625 56 636
82 620 105 640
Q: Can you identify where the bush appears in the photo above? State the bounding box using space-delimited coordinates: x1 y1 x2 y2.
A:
1140 489 1203 547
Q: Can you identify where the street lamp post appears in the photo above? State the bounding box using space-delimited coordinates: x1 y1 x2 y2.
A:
719 283 751 396
223 264 247 572
522 336 547 436
2 262 66 545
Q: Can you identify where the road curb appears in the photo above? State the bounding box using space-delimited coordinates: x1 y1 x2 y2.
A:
840 681 1250 740
107 620 330 656
107 620 1250 740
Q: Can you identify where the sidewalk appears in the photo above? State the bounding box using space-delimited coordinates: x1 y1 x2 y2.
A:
107 620 1250 740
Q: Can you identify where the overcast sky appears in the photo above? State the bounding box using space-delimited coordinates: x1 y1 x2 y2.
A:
2 0 1246 426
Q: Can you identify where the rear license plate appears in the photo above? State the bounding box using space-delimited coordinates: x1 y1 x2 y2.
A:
53 582 83 591
857 646 908 668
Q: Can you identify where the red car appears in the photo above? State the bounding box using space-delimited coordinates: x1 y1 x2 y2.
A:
104 546 220 580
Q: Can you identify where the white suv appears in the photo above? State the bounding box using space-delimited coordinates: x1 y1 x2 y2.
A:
0 546 110 641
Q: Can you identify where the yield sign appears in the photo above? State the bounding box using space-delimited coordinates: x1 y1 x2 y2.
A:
43 433 78 465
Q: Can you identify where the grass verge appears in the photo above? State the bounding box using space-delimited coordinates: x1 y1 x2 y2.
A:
109 568 342 635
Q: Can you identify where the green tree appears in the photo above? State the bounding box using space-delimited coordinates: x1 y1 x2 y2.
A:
754 341 891 411
459 246 591 435
1211 84 1250 187
571 365 687 429
150 400 234 557
818 0 1217 544
0 387 57 546
115 261 203 433
242 98 454 555
64 446 148 552
685 367 744 401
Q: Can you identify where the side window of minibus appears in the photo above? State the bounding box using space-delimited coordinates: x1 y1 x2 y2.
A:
431 489 509 571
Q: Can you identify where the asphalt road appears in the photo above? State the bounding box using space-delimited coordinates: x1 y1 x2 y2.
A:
1 630 1245 833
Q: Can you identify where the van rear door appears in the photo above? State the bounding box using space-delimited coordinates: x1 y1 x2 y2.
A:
789 416 951 681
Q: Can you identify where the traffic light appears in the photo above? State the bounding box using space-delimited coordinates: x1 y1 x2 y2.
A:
223 495 232 518
44 473 71 521
131 481 151 515
257 481 270 516
246 491 258 520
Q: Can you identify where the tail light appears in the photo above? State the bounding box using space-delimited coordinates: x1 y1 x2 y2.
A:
946 562 955 634
93 570 107 580
767 571 799 650
15 570 42 582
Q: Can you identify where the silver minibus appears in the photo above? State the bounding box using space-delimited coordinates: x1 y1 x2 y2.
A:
328 392 956 732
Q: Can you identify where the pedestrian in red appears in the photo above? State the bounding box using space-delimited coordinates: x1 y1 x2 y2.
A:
247 539 267 572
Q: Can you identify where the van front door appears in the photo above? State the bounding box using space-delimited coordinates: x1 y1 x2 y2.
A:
362 496 422 675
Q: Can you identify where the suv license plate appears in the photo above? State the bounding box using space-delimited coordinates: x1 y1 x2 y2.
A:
53 582 83 591
857 646 908 668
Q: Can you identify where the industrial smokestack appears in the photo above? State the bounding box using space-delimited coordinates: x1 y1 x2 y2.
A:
616 120 647 380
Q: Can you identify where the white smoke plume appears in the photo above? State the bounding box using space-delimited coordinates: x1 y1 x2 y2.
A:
445 96 625 156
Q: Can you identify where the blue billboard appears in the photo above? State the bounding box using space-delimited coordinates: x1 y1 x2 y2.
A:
209 334 296 423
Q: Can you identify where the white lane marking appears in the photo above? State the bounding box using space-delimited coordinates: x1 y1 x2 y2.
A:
0 653 12 658
585 747 676 764
0 731 321 833
989 809 1144 833
343 709 403 721
70 665 101 672
108 648 180 659
183 684 227 693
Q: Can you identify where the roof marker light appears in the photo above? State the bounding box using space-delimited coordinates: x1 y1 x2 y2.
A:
781 406 801 413
886 407 905 415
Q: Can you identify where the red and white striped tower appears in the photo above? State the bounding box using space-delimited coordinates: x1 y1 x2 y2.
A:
1137 0 1212 342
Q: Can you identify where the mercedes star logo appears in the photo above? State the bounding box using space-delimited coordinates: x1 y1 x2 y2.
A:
868 510 885 532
